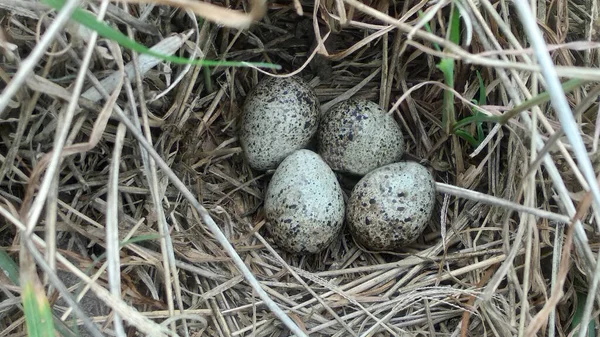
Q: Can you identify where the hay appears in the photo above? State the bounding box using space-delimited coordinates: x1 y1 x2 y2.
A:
0 0 599 336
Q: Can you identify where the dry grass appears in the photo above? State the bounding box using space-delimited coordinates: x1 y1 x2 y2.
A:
0 0 600 336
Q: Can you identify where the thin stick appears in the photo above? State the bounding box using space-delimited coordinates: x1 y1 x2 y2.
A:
435 182 570 223
107 122 127 337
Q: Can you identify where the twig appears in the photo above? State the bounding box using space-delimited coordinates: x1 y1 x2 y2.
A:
107 122 127 337
434 182 570 223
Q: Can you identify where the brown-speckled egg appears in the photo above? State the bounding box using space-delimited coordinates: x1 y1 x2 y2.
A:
264 150 345 254
346 161 435 251
317 99 404 176
240 76 319 171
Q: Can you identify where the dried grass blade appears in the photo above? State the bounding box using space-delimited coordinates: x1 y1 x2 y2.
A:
513 2 600 225
120 0 266 30
82 31 193 102
0 0 79 116
111 109 308 337
106 122 128 336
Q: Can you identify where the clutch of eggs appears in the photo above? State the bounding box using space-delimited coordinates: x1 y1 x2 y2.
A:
239 76 435 253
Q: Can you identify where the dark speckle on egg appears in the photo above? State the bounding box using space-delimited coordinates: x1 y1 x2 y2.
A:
317 99 405 176
264 150 345 254
240 76 319 171
346 161 435 251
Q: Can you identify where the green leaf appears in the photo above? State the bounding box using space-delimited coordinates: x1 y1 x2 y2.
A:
448 4 461 45
453 114 499 131
0 248 19 285
22 280 55 337
455 129 481 148
571 292 596 337
475 71 486 141
437 57 455 133
437 4 461 134
498 78 588 124
42 0 281 70
418 10 441 52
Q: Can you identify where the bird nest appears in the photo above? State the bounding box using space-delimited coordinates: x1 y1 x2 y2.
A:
0 0 599 336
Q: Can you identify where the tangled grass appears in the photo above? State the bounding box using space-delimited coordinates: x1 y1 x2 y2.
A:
0 0 599 336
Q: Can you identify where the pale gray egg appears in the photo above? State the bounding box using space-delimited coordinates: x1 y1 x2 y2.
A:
240 76 319 171
346 161 435 251
264 150 345 254
318 99 404 176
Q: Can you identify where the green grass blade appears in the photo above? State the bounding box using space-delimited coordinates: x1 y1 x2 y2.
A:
448 4 461 46
438 5 461 134
42 0 281 70
475 71 486 140
0 248 20 285
22 279 55 337
498 78 588 124
438 57 455 133
453 77 588 133
2 249 77 336
419 10 441 52
455 129 480 148
571 292 596 337
453 114 499 131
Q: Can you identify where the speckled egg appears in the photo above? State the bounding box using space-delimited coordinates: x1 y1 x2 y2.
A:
318 99 404 176
240 76 320 171
264 150 345 254
346 161 435 251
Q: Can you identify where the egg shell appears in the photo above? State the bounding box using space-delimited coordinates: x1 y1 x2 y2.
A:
318 99 404 176
264 150 345 254
240 76 320 171
346 161 435 251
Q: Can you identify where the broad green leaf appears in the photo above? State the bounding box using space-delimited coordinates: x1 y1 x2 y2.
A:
22 280 55 337
0 248 19 285
571 292 596 337
448 4 461 45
